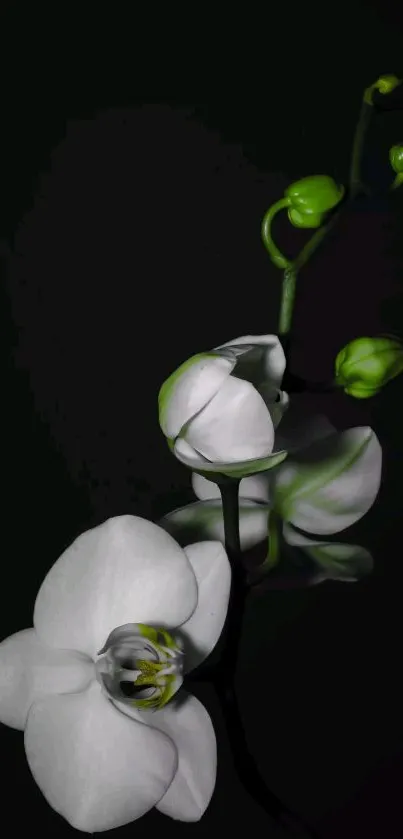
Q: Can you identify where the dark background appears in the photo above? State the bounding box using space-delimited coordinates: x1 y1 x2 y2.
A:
1 3 403 837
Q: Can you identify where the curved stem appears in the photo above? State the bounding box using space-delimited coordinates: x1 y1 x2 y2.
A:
277 82 378 341
214 679 319 837
278 204 343 340
261 198 292 270
292 205 343 274
210 478 319 837
349 98 373 198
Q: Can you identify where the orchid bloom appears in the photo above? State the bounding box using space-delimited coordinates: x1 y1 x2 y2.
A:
160 403 382 585
158 335 289 479
0 515 231 832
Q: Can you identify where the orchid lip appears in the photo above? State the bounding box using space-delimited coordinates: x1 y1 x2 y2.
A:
94 623 185 711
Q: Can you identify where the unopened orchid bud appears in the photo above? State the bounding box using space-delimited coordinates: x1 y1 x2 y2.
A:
284 176 345 229
389 144 403 190
335 336 403 398
261 176 345 268
159 335 289 478
364 74 401 105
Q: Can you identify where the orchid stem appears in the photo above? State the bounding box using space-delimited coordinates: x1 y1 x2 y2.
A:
278 267 297 336
278 82 378 344
211 478 319 838
219 476 242 560
349 97 373 198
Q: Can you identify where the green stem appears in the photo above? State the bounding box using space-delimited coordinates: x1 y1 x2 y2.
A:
349 98 373 198
278 206 343 337
261 198 292 270
278 86 377 337
216 478 245 676
292 206 342 274
208 478 318 837
278 267 297 335
219 477 242 560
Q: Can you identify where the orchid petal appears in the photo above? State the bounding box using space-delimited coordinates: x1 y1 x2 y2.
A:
174 436 287 477
160 499 269 552
215 334 286 391
283 523 373 582
191 470 270 503
185 375 275 462
178 541 230 672
272 427 382 535
154 692 216 821
34 516 198 660
24 680 177 832
159 353 235 439
112 691 216 822
0 628 93 731
191 472 222 500
268 389 290 429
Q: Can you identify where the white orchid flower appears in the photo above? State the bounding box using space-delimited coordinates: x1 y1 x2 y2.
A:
160 404 337 547
160 405 382 584
0 515 231 832
158 334 290 479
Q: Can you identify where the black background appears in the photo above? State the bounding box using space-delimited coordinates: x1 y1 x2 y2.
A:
1 2 403 837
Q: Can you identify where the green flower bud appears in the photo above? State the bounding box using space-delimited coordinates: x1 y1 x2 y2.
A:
261 176 345 269
284 175 345 229
375 74 401 94
335 336 403 398
389 144 403 190
389 144 403 173
364 74 402 105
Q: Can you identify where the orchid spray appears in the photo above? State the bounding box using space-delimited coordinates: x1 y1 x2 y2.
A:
158 74 403 837
1 75 402 836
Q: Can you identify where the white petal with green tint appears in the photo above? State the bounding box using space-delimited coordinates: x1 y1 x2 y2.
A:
283 523 373 582
184 375 275 462
272 427 382 535
112 691 217 822
192 470 271 503
159 352 235 439
24 679 178 832
34 516 198 660
174 435 287 477
160 499 269 551
0 628 94 731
